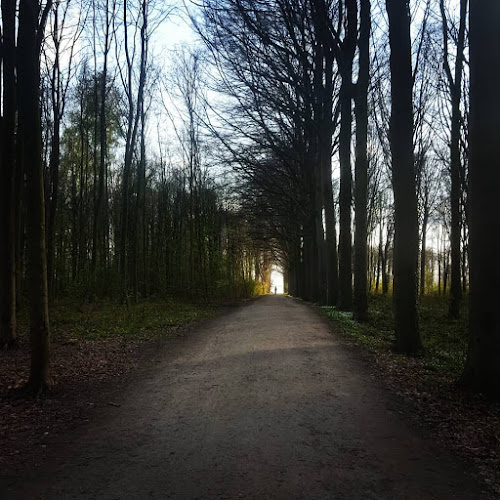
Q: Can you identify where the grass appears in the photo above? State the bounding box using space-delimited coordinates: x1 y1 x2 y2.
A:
323 293 469 380
36 296 217 342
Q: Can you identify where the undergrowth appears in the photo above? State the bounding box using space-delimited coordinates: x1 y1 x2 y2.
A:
323 293 469 380
18 296 217 342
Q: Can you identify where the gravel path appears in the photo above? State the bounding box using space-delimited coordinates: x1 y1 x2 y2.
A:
2 296 487 499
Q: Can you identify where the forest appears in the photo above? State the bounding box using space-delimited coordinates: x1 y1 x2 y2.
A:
0 0 499 410
1 0 500 496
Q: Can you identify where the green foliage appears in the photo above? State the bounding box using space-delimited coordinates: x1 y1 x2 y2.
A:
324 293 469 378
48 297 216 341
323 306 393 353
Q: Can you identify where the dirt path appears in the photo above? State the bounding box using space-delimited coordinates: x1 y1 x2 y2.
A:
1 296 488 499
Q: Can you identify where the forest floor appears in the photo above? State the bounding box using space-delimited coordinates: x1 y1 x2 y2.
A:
322 294 500 497
1 295 494 499
0 296 217 476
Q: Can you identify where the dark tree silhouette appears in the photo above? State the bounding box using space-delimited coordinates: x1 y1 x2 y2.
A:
440 0 467 319
353 0 370 321
337 0 357 311
386 0 422 354
18 0 53 392
0 0 18 348
462 0 500 398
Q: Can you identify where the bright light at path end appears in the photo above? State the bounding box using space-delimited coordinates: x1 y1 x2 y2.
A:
270 268 284 294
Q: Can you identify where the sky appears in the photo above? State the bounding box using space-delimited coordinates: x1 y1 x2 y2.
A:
155 2 199 53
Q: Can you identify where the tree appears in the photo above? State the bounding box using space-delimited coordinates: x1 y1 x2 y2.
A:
461 0 500 398
439 0 467 319
18 0 53 392
118 0 150 296
0 0 18 348
337 0 357 311
91 0 116 288
353 0 370 321
311 0 339 306
386 0 422 354
44 0 81 295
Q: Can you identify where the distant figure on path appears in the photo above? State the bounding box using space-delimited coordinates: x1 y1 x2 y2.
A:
274 286 277 294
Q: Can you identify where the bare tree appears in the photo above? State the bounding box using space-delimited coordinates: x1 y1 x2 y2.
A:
386 0 422 354
439 0 467 318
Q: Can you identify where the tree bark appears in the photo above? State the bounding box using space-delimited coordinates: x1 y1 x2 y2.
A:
461 0 500 398
18 0 52 391
386 0 422 354
353 0 370 321
0 0 17 348
46 2 62 296
338 0 357 310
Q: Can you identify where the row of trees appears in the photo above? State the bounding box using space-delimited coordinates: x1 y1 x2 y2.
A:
0 0 499 397
0 0 268 392
197 0 500 396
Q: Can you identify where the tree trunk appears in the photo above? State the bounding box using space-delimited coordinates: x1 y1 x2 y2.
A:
46 3 62 296
0 0 17 348
18 0 52 391
337 0 357 311
440 0 467 319
438 248 442 295
92 0 111 289
461 0 500 398
313 39 327 305
375 237 381 293
420 209 428 295
443 252 448 295
47 108 60 296
120 0 146 296
353 0 370 321
386 0 422 354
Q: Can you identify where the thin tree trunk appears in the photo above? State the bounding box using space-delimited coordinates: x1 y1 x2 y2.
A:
420 208 428 295
375 241 381 293
92 0 111 288
443 251 450 295
438 248 442 295
440 0 467 319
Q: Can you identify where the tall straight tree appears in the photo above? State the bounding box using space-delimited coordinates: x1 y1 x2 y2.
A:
0 0 18 347
132 0 149 302
353 0 370 321
118 0 148 293
311 0 339 306
386 0 422 354
18 0 53 391
337 0 357 310
322 47 339 306
45 0 80 294
440 0 467 319
462 0 500 397
92 0 115 286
